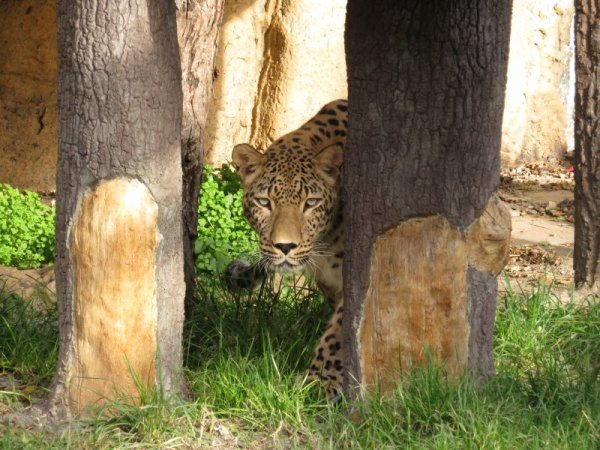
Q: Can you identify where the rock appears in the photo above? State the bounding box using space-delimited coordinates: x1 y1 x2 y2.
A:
213 423 231 438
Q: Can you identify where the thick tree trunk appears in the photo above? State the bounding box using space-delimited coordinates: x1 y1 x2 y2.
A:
343 0 512 397
49 0 185 417
574 0 600 292
176 0 225 305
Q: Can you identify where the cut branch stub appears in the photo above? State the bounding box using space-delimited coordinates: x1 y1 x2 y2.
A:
466 195 512 275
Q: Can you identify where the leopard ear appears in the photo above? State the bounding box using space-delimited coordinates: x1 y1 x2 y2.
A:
232 143 265 187
315 143 343 183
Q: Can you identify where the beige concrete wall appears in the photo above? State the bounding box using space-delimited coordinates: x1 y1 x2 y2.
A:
501 0 574 164
205 0 347 164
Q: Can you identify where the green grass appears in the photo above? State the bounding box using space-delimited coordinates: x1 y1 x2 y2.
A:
0 278 599 449
0 286 58 388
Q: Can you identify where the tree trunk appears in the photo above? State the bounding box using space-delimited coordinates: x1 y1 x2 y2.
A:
176 0 225 306
574 0 600 292
49 0 185 417
343 0 512 397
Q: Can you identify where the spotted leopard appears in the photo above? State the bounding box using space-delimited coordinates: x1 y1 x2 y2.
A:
228 99 347 399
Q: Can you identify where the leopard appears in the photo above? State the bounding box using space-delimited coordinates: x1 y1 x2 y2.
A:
227 99 348 400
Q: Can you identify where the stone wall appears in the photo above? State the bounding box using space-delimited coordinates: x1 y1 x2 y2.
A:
0 0 57 192
0 0 576 192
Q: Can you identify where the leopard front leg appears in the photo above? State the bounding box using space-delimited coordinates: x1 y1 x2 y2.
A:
308 302 344 401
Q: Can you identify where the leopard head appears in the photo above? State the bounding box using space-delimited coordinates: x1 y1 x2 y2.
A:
232 141 343 272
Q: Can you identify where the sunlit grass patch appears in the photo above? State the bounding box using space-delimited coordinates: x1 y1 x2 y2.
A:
0 277 598 449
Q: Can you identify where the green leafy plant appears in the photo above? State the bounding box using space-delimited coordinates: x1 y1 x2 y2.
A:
196 164 259 274
0 184 55 269
0 166 254 274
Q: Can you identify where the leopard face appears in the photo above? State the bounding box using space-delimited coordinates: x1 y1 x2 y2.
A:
231 99 348 400
233 141 342 272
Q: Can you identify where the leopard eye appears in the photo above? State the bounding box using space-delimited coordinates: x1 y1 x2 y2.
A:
255 198 271 209
304 198 321 210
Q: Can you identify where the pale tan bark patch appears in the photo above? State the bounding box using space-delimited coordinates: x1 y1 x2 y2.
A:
358 197 511 393
68 178 158 413
359 215 469 392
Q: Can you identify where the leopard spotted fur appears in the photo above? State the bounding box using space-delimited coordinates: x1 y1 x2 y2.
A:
229 100 347 399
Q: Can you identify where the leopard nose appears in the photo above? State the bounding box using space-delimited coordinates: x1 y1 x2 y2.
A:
274 242 298 255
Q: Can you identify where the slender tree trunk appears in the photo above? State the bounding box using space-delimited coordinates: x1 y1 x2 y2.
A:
49 0 185 417
343 0 512 397
574 0 600 292
176 0 225 306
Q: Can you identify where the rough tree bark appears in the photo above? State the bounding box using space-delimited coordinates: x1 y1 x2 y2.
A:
49 0 185 417
343 0 512 397
176 0 225 305
574 0 600 292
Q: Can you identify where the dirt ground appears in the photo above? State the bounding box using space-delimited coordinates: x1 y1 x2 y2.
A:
499 158 578 299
